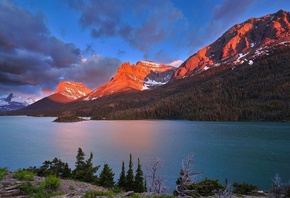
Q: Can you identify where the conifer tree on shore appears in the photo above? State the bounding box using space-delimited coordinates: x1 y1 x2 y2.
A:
134 158 145 193
72 148 99 183
117 161 126 189
125 154 134 191
99 163 115 188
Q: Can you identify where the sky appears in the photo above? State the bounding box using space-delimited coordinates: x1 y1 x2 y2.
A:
1 0 290 101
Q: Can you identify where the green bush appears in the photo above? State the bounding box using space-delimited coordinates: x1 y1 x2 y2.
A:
193 178 224 196
19 182 39 195
13 169 35 181
0 167 8 179
20 182 64 198
233 182 258 195
41 175 61 190
69 184 75 190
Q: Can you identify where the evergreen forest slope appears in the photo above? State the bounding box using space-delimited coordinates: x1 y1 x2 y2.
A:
15 44 290 121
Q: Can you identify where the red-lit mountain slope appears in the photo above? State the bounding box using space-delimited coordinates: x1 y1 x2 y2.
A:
19 81 91 112
173 9 290 79
83 61 175 100
54 81 91 101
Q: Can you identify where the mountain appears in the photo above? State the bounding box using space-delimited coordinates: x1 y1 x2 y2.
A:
20 81 91 113
13 10 290 121
0 93 30 111
83 61 175 100
173 9 290 79
55 81 91 101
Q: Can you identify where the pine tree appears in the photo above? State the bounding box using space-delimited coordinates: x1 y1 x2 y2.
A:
99 163 115 188
117 161 126 189
75 148 85 170
134 158 145 193
82 152 100 183
72 148 85 180
72 148 99 183
125 154 134 191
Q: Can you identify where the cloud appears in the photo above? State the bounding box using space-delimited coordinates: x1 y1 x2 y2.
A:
63 55 121 89
68 0 187 59
0 1 120 98
203 0 255 44
168 60 183 68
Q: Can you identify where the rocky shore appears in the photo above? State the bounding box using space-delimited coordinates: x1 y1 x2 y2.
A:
0 171 270 198
0 172 106 197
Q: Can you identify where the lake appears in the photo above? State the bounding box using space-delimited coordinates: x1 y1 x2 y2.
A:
1 116 290 192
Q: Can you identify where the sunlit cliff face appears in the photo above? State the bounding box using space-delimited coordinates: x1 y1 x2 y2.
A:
84 61 175 100
55 81 91 100
173 10 290 79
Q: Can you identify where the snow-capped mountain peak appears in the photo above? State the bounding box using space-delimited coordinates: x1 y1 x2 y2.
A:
0 93 33 111
84 61 175 101
55 81 91 100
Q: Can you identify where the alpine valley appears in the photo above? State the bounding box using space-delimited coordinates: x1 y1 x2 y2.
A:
7 10 290 121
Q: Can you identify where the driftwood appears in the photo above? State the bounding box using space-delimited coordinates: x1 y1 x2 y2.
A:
0 184 22 197
121 191 134 197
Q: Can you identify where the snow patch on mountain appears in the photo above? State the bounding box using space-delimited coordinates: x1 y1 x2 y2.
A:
0 93 32 111
55 81 91 100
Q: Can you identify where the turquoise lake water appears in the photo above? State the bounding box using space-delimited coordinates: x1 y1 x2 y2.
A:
0 116 289 192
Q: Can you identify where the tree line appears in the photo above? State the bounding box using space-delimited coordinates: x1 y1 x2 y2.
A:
24 148 290 197
28 148 146 192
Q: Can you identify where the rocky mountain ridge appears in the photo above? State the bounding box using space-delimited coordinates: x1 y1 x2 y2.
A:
8 9 290 121
54 81 91 101
83 61 175 100
173 9 290 78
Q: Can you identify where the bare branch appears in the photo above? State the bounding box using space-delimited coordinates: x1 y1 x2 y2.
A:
176 154 204 197
146 158 167 194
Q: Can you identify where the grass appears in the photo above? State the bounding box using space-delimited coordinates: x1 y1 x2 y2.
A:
84 190 116 198
13 169 35 181
0 167 8 179
69 184 75 190
40 175 61 190
20 181 65 198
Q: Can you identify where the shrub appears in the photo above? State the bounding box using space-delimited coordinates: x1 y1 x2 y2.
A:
20 181 64 197
84 190 114 198
233 182 258 195
193 178 224 196
19 182 39 196
13 169 35 181
36 158 71 178
69 184 75 190
41 175 61 190
0 167 7 179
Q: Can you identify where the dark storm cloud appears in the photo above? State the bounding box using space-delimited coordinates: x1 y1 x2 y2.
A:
68 0 187 59
63 55 121 89
0 1 113 97
0 1 79 68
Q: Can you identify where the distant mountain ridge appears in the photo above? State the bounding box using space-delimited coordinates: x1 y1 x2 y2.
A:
19 81 91 113
173 9 290 79
0 93 31 111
